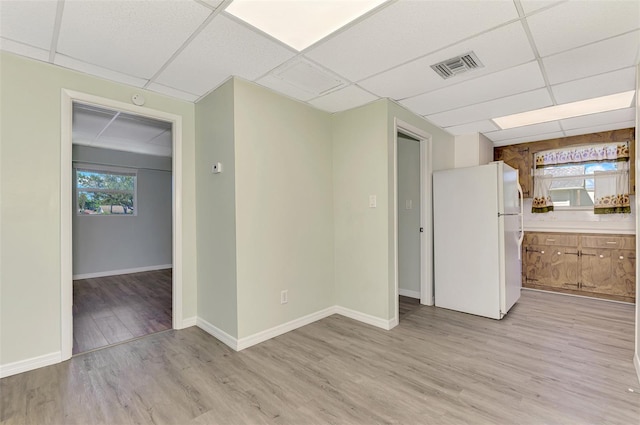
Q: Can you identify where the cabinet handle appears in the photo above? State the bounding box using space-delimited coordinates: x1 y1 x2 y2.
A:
619 256 624 260
599 255 604 258
557 251 561 255
546 239 555 242
541 250 544 254
606 241 617 244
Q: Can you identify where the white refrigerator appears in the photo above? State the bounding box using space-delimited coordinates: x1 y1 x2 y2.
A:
433 161 524 319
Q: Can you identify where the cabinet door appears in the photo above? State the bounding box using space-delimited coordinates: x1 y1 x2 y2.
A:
581 249 635 298
612 249 635 298
524 245 579 289
580 248 613 294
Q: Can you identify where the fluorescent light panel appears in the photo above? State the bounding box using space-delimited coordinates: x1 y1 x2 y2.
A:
225 0 387 51
492 91 636 130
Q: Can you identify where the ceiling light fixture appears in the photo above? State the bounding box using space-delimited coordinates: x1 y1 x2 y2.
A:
492 90 636 130
225 0 387 51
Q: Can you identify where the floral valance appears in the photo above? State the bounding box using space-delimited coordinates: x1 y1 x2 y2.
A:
534 141 629 169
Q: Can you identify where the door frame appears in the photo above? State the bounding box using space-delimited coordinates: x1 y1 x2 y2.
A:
60 89 183 361
393 119 433 325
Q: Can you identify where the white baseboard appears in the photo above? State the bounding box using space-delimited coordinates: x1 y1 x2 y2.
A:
0 351 61 379
196 305 396 352
335 306 396 330
237 307 336 351
398 289 420 299
73 264 172 280
635 353 640 385
180 316 197 328
196 317 239 351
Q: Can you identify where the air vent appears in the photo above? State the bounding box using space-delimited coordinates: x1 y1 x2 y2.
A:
431 52 484 79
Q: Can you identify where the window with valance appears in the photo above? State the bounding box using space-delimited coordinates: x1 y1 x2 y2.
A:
531 141 630 214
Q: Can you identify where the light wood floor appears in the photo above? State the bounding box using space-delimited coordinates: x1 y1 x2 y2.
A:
73 269 172 354
399 295 420 320
2 290 639 424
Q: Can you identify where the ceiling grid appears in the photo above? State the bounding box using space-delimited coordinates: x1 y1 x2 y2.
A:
0 0 637 149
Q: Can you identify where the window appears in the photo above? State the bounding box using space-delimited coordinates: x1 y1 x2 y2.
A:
75 166 137 215
531 141 630 214
543 162 619 208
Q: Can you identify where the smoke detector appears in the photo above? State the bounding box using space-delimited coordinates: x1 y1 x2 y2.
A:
431 52 484 79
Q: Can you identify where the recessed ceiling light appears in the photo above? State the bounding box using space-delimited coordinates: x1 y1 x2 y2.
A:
225 0 387 51
492 90 636 130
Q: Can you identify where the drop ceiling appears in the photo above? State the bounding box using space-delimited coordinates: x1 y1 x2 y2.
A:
73 103 172 157
1 0 638 149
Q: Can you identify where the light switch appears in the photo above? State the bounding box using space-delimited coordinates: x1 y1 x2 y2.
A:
406 199 412 210
369 195 377 208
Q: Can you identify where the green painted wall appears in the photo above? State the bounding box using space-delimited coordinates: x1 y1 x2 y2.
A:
233 79 334 338
195 78 238 337
0 52 197 365
332 100 391 318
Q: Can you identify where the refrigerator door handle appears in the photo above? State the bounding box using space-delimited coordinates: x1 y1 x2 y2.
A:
517 182 525 260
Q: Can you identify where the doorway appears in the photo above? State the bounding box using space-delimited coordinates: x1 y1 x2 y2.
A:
397 132 421 320
61 90 184 361
71 102 174 354
394 119 433 325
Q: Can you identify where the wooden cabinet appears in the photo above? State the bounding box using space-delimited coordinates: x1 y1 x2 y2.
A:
522 232 636 303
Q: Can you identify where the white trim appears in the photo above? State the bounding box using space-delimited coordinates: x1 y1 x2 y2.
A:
635 353 640 385
196 305 395 353
335 305 396 330
237 307 336 351
73 264 172 280
398 288 420 299
181 316 197 328
196 317 239 351
61 89 184 362
0 352 61 379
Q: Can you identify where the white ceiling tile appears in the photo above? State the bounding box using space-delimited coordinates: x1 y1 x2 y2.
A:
73 106 117 145
54 54 148 88
100 117 169 145
491 131 566 147
560 108 636 131
155 14 295 96
401 61 545 116
551 67 637 104
358 22 535 100
520 1 563 15
57 0 211 79
147 83 199 102
0 38 50 62
271 59 347 95
563 121 636 138
543 31 640 85
484 121 562 142
256 75 317 102
149 131 172 148
424 88 553 128
308 85 378 113
306 0 519 81
442 120 499 136
527 0 640 57
0 0 57 50
198 0 225 9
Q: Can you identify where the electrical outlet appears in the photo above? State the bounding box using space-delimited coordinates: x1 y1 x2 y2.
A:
280 290 288 304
